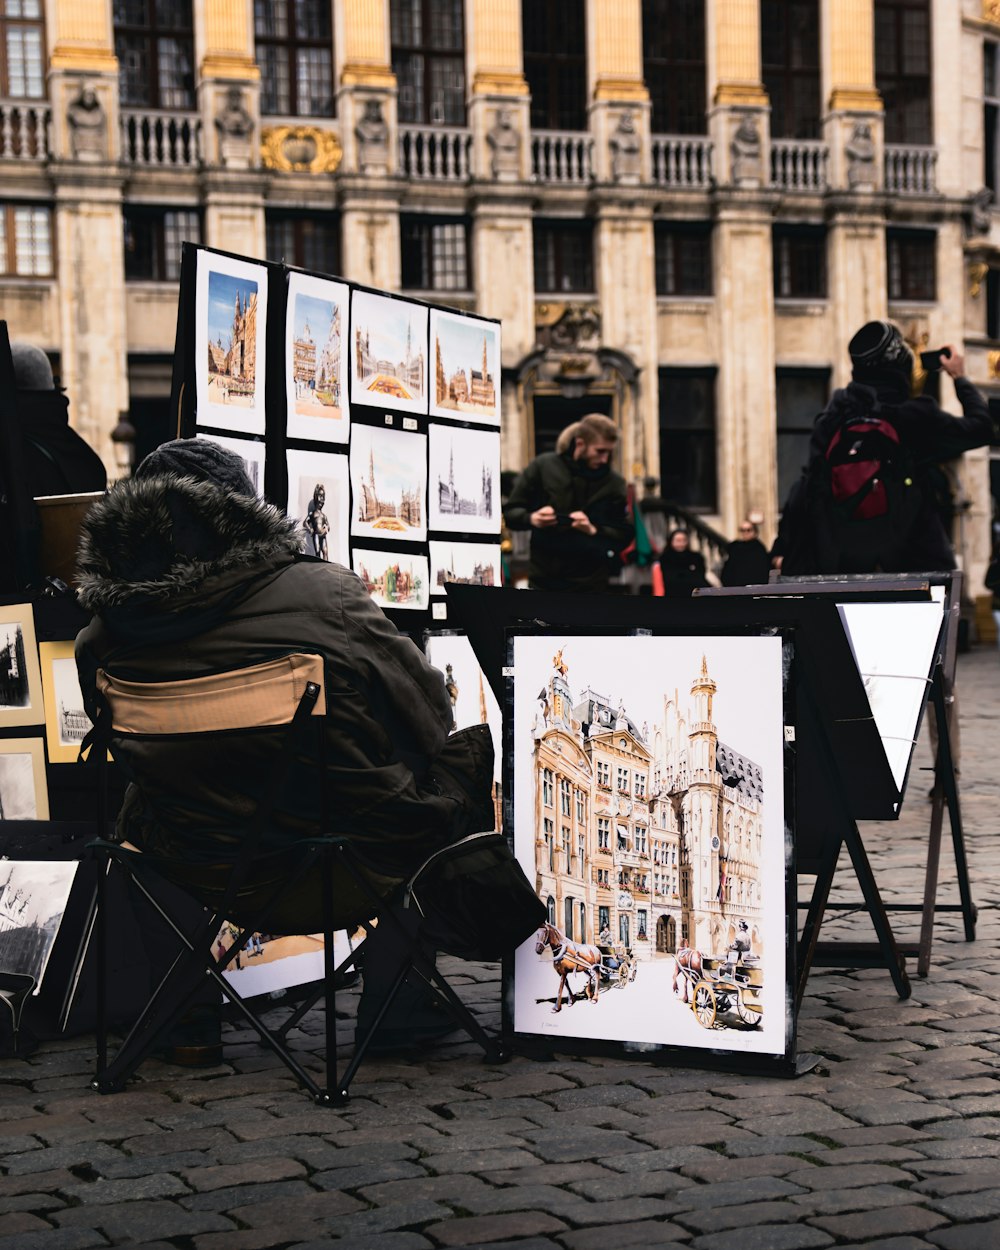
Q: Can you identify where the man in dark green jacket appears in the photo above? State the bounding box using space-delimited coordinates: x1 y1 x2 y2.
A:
505 413 630 591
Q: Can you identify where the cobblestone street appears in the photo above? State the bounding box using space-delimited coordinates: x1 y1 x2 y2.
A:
2 646 999 1250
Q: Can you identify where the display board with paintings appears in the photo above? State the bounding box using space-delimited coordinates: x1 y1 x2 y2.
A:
505 627 797 1074
173 244 502 628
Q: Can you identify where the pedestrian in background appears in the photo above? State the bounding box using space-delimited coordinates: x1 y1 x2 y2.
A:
505 413 630 592
657 529 708 596
720 520 771 586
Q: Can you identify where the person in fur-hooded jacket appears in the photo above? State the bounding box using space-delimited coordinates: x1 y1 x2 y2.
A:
74 438 494 933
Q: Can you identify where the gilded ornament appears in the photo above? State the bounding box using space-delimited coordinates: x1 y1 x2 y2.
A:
969 261 990 299
260 125 342 174
989 350 1000 379
985 0 1000 27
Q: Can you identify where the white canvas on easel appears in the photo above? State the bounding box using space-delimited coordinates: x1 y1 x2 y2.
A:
836 592 946 797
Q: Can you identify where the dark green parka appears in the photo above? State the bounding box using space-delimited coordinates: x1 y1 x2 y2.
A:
75 473 491 929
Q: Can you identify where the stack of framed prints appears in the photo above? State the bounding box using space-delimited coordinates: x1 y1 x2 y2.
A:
173 245 502 628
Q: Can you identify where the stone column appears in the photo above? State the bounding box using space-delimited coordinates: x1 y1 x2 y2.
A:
707 3 776 533
826 209 887 390
467 0 534 469
587 0 650 184
46 0 128 474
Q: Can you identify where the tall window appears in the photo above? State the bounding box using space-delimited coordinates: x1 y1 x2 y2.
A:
775 368 829 506
114 0 194 110
642 0 705 134
773 225 827 299
987 44 1000 194
655 222 712 296
266 212 340 275
887 228 935 301
400 215 470 291
761 0 820 139
124 207 199 282
542 768 554 806
0 202 52 275
391 0 465 126
560 777 571 816
254 0 333 117
534 220 594 294
658 368 717 511
875 0 931 144
1 0 44 98
523 0 587 130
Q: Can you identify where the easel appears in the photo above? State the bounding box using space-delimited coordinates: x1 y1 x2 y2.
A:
700 576 977 996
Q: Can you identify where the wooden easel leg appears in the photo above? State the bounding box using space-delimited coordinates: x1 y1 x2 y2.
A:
796 832 841 1010
840 814 911 1000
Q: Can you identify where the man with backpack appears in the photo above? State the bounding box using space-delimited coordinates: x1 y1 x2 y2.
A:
774 321 995 574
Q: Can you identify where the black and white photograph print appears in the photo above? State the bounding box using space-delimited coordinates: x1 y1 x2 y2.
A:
511 632 788 1059
428 424 500 535
285 271 350 444
286 448 349 567
197 433 266 497
428 540 501 596
0 860 78 988
0 605 44 730
350 424 427 543
430 309 501 426
352 548 429 612
350 290 428 415
0 738 49 820
194 249 268 436
39 642 93 765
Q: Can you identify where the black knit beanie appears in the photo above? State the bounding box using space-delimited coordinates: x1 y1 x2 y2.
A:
134 437 256 497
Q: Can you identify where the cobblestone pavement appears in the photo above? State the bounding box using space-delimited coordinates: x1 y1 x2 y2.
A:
2 647 999 1250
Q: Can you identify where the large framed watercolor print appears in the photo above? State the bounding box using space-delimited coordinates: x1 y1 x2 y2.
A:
507 628 795 1072
285 272 350 443
194 250 268 436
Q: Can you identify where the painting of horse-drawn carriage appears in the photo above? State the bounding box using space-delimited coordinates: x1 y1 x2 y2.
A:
509 629 793 1066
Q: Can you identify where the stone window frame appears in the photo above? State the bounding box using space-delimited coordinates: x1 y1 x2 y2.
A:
0 0 45 99
760 0 821 140
874 0 932 146
254 0 335 119
522 0 587 132
400 213 471 293
391 0 466 127
114 0 195 112
775 366 831 508
265 210 341 277
533 218 595 295
123 204 201 283
0 201 53 276
772 223 827 300
887 226 936 303
642 0 706 136
657 365 718 513
654 221 713 298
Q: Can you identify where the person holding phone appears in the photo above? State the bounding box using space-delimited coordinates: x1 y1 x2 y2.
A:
505 413 631 591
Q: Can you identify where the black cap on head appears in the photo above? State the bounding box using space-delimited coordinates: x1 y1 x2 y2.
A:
848 320 912 374
11 342 55 391
134 437 255 497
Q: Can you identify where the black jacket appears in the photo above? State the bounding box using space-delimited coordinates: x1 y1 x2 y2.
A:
776 377 995 575
720 538 771 587
505 451 630 591
75 474 492 929
658 546 709 596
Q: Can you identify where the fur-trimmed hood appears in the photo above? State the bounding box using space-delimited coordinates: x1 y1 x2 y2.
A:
77 473 302 615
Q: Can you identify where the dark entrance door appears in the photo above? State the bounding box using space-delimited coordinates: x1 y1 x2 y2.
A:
531 393 612 457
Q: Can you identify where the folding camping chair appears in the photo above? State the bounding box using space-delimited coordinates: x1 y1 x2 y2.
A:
87 652 505 1105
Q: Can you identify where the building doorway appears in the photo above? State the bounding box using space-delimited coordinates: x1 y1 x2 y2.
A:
657 914 677 953
531 394 613 457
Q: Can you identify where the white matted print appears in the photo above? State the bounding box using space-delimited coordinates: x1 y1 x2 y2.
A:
428 425 500 535
286 448 349 567
425 631 502 785
512 633 787 1058
350 424 427 543
0 738 49 820
195 250 268 435
352 547 429 612
0 860 78 989
350 290 428 414
430 309 500 425
196 433 266 497
218 925 358 1000
285 272 350 443
0 604 43 729
429 540 501 596
39 642 92 764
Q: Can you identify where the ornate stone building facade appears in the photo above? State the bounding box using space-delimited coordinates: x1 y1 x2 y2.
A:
2 1 997 589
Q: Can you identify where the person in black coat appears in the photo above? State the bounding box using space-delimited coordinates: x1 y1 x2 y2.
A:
721 520 771 586
658 529 708 596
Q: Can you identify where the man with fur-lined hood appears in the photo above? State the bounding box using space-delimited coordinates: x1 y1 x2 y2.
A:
74 437 494 933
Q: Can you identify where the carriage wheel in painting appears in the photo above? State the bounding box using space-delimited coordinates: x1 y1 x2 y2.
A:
736 991 762 1028
691 980 716 1029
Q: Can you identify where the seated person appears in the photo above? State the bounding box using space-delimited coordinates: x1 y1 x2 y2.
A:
75 438 494 1057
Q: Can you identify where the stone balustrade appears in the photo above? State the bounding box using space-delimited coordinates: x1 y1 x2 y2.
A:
0 99 50 160
651 134 713 188
121 110 201 169
531 129 593 184
884 143 938 195
770 138 828 191
398 124 471 181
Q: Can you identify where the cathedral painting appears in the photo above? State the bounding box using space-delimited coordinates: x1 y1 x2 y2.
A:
511 632 790 1059
430 309 501 425
350 290 428 415
428 425 500 535
195 251 268 435
285 273 349 442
